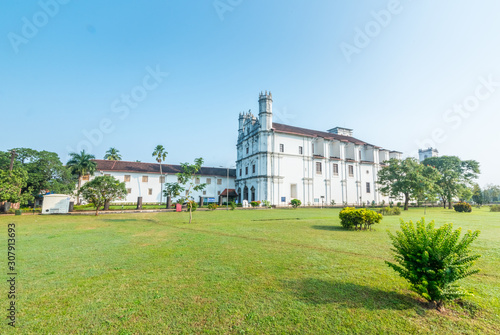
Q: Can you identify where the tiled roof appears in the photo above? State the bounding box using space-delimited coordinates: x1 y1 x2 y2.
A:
273 123 379 147
220 188 238 196
93 160 236 177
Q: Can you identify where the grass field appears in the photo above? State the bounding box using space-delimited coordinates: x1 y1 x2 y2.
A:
1 207 499 334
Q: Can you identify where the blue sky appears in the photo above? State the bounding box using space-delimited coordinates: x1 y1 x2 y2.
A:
0 0 498 186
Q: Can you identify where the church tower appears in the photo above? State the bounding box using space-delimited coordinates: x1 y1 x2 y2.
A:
258 91 273 131
418 147 439 162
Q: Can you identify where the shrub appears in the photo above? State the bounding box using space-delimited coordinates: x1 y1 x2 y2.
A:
386 218 480 310
397 202 402 207
290 199 301 209
262 200 271 208
330 200 336 206
229 201 236 210
339 207 382 230
379 206 401 216
250 201 261 207
379 206 390 215
490 205 500 212
14 209 22 216
453 202 472 213
207 203 218 211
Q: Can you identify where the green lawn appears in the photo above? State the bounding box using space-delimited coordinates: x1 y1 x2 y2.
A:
1 207 499 334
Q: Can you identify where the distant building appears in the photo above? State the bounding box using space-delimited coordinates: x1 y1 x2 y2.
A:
79 160 236 204
235 92 402 206
418 147 439 162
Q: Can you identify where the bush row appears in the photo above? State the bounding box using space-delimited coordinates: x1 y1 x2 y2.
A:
378 206 401 216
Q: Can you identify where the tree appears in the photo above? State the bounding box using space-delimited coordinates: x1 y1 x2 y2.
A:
483 184 500 203
377 158 440 211
8 148 76 198
423 156 480 209
163 182 184 208
458 186 473 203
386 218 480 311
0 151 21 171
152 145 168 203
78 175 127 216
471 184 483 205
0 168 33 205
104 147 122 161
176 157 206 223
66 150 97 204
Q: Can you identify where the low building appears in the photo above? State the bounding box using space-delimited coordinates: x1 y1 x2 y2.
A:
79 160 236 204
41 194 71 214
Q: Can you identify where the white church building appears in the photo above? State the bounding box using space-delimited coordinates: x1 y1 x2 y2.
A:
235 92 402 206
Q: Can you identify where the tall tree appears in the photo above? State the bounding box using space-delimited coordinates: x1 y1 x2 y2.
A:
0 168 33 205
9 148 76 197
0 151 21 171
423 156 480 209
152 145 168 203
78 175 127 216
458 186 473 202
378 158 440 211
66 150 97 204
482 184 500 203
176 157 206 223
104 147 122 161
471 184 483 205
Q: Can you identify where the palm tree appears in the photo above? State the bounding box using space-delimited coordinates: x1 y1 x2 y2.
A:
67 150 97 204
152 145 168 203
104 147 122 161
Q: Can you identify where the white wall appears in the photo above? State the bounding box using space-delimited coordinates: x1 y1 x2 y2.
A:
80 171 235 204
236 128 397 206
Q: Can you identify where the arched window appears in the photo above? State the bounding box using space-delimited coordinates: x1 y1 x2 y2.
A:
243 186 249 201
250 186 255 202
237 188 241 203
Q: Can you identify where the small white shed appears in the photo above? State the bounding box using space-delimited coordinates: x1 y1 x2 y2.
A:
41 194 71 214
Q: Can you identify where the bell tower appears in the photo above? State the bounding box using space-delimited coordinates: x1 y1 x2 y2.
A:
258 91 273 131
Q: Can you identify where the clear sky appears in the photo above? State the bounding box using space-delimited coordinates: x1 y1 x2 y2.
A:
1 0 498 186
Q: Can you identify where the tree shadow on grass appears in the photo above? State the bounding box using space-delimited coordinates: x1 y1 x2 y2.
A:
311 225 345 231
283 278 417 311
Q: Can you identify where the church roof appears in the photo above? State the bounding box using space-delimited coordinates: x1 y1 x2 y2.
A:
272 123 379 147
92 160 236 177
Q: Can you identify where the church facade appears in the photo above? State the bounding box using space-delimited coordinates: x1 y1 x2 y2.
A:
235 92 402 206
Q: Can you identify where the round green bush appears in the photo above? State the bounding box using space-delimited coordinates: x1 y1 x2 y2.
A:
453 202 472 213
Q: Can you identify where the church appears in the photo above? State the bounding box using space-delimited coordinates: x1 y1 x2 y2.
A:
235 92 402 206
